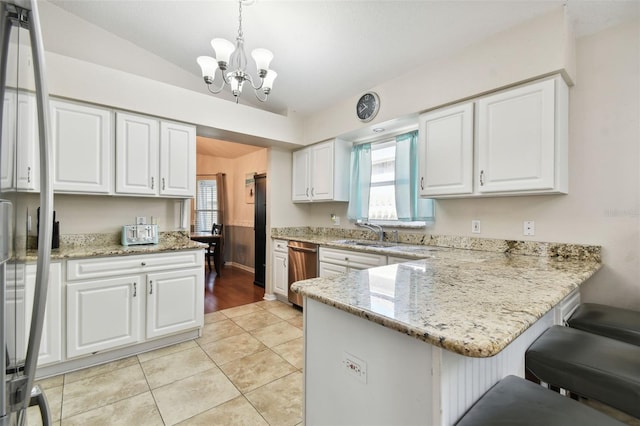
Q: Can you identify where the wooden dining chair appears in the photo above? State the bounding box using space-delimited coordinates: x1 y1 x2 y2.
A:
207 223 224 274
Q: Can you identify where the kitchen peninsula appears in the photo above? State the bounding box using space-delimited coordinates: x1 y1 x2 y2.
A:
290 238 601 425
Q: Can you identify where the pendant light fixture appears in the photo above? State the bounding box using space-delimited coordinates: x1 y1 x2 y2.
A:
196 0 277 103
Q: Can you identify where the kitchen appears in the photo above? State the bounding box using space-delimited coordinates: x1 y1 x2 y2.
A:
1 0 639 425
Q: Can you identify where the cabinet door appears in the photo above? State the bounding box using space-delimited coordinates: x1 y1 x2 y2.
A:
319 262 347 278
146 268 203 339
159 121 195 197
419 103 473 196
310 141 334 200
115 112 159 195
292 148 310 201
25 263 61 366
67 275 142 358
50 100 112 193
4 264 26 363
16 93 39 192
477 79 556 193
1 92 15 190
272 250 288 296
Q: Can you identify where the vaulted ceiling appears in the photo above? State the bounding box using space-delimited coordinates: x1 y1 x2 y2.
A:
47 0 639 117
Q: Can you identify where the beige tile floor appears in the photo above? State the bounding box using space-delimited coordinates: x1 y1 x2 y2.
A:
28 300 303 426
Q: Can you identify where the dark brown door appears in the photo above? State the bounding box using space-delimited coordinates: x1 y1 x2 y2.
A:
254 174 267 287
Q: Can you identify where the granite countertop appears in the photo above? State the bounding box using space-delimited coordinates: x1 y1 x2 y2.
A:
292 251 601 358
24 231 205 261
281 227 602 358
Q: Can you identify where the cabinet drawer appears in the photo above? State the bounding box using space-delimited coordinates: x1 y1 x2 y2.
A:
319 247 386 269
273 239 288 253
67 250 203 281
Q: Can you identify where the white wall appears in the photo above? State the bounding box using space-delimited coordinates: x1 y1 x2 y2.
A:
284 18 640 309
303 7 575 144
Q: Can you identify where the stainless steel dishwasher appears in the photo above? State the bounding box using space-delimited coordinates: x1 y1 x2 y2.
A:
287 241 318 307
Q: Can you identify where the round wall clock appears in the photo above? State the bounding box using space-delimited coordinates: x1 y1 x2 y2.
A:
356 92 380 122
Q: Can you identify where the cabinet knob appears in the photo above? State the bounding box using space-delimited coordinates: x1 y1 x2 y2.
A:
141 262 146 266
345 257 349 261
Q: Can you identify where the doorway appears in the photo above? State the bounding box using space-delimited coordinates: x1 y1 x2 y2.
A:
254 173 267 287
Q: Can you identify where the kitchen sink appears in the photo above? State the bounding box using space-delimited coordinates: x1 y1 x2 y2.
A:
332 239 397 248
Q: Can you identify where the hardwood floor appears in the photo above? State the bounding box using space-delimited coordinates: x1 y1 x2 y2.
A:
204 265 265 313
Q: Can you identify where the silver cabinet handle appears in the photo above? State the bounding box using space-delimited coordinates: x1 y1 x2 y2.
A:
27 166 31 183
306 188 309 197
311 188 315 196
149 280 153 295
480 170 485 186
151 176 154 189
162 178 166 190
133 282 137 297
283 258 287 267
420 176 424 190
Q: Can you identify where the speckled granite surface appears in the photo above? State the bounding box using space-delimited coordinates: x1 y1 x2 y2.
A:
282 227 602 357
25 231 204 261
272 227 601 261
292 253 602 358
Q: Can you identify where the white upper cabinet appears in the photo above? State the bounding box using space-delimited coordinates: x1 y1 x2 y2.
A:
292 148 311 201
50 100 112 194
292 139 351 203
159 121 196 197
419 76 568 198
419 102 474 197
115 112 159 196
115 114 195 198
477 78 564 194
1 91 39 192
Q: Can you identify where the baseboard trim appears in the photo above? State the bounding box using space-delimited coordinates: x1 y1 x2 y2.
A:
225 262 255 274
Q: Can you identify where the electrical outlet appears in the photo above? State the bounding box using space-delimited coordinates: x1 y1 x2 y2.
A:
471 220 481 234
343 352 367 384
524 220 535 236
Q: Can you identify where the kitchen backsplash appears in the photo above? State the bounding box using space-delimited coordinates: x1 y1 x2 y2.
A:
271 227 602 262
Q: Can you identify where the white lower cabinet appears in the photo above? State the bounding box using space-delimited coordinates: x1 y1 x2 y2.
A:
271 240 288 297
66 251 204 359
146 269 203 338
318 247 386 278
67 275 142 358
4 263 61 366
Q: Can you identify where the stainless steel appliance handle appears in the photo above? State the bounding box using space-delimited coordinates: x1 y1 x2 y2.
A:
288 245 317 253
20 0 53 418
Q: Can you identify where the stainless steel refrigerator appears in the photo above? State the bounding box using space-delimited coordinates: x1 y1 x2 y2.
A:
0 0 53 424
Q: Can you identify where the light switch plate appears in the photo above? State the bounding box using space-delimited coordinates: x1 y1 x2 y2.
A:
524 220 535 236
471 220 481 234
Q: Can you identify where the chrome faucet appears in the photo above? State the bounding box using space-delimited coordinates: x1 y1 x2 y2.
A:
356 221 384 241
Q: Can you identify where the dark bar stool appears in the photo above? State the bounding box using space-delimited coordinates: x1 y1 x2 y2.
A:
567 303 640 346
455 375 624 425
526 325 640 419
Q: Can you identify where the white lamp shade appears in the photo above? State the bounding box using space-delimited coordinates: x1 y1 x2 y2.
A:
251 48 274 72
211 38 235 63
262 70 278 90
196 56 218 78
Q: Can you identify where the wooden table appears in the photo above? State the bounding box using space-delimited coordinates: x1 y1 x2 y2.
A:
190 232 223 275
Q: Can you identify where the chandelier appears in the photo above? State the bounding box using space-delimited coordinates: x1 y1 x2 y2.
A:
197 0 277 103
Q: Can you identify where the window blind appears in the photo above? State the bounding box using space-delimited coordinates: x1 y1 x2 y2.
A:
195 179 218 232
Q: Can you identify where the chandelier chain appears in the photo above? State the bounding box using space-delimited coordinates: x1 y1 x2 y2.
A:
237 0 243 39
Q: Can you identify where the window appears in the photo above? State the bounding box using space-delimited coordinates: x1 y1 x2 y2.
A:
369 140 398 221
195 179 218 232
348 130 434 225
